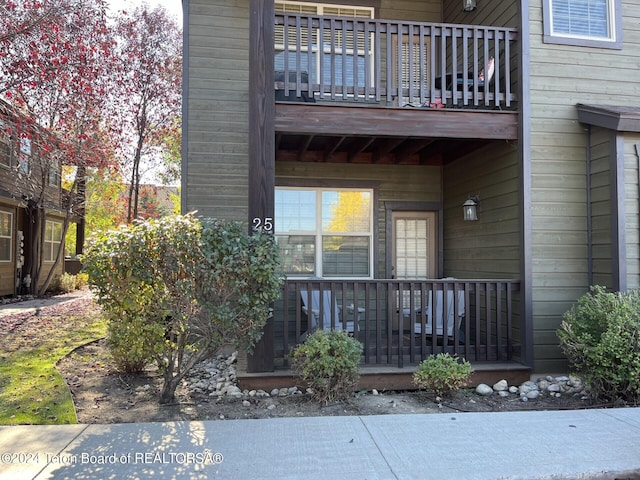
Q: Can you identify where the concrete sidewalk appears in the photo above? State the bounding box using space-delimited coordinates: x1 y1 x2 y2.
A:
0 408 639 480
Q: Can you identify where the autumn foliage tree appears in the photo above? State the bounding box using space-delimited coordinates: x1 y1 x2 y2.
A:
112 6 182 223
1 0 118 293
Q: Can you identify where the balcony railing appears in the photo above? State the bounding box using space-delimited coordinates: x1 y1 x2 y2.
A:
274 278 521 368
275 14 518 109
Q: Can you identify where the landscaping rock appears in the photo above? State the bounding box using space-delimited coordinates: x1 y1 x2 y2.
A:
476 384 493 396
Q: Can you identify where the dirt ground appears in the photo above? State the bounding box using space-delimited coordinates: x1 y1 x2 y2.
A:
56 339 601 425
1 294 604 425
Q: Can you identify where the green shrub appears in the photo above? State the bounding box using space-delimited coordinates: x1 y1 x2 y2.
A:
81 213 283 402
290 330 363 404
413 353 472 397
558 286 640 403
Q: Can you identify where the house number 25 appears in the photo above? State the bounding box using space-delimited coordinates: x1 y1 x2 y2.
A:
252 217 274 233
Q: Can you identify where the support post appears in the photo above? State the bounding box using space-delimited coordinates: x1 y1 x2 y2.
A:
247 0 276 372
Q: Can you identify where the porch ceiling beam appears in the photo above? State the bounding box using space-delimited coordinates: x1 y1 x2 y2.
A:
323 136 347 162
373 138 406 163
297 135 314 161
348 137 376 162
393 138 435 163
275 104 518 140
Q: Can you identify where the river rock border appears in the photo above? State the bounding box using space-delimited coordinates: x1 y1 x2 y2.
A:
475 375 588 401
185 351 588 402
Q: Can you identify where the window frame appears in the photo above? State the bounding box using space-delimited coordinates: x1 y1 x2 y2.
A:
0 211 12 263
0 119 11 169
275 186 375 279
543 0 622 49
43 219 63 263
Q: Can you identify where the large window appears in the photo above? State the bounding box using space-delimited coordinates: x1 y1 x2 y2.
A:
275 187 373 277
543 0 621 49
0 211 12 262
43 220 63 263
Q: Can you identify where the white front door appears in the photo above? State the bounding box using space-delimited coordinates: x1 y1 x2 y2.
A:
392 211 437 280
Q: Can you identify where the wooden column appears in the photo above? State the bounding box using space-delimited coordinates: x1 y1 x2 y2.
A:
247 0 276 373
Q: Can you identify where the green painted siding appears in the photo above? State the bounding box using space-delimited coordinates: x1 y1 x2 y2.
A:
379 0 440 22
444 0 517 28
624 135 640 290
590 127 612 289
185 0 250 220
442 142 520 279
275 161 441 278
528 0 640 371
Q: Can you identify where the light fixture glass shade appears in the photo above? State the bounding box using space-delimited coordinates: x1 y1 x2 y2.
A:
463 0 477 12
463 198 478 221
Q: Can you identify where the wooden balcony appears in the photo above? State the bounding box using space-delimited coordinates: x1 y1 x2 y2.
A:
273 278 522 369
274 14 518 110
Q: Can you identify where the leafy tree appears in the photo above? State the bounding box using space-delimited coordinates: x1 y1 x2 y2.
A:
112 5 182 223
82 214 283 404
1 0 117 293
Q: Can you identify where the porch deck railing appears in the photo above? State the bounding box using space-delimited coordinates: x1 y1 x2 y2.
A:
274 14 518 109
274 279 522 368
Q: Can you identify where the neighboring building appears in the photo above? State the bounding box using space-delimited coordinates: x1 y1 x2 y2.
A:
182 0 640 381
0 101 69 296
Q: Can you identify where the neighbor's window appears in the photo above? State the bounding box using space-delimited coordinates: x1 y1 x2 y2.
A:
18 137 31 175
0 120 10 168
543 0 621 49
43 220 63 263
275 187 373 277
48 160 60 187
0 211 12 262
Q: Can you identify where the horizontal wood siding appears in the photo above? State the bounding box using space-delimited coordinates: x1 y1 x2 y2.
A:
442 142 521 360
444 0 517 28
624 135 640 290
275 161 441 277
443 142 520 279
528 0 640 371
185 0 250 220
590 127 613 288
379 0 440 22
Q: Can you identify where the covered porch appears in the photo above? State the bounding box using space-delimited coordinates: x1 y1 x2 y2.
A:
244 1 527 386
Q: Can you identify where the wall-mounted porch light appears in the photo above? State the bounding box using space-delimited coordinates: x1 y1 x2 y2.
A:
463 0 477 12
463 196 479 221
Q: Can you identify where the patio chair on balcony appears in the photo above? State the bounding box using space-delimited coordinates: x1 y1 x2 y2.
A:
435 57 495 93
300 289 358 335
397 281 466 342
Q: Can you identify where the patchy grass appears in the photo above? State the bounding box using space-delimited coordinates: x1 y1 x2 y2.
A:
0 300 106 425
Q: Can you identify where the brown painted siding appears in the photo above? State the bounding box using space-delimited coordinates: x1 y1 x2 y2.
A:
528 0 640 371
185 0 250 220
275 161 441 277
624 134 640 289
